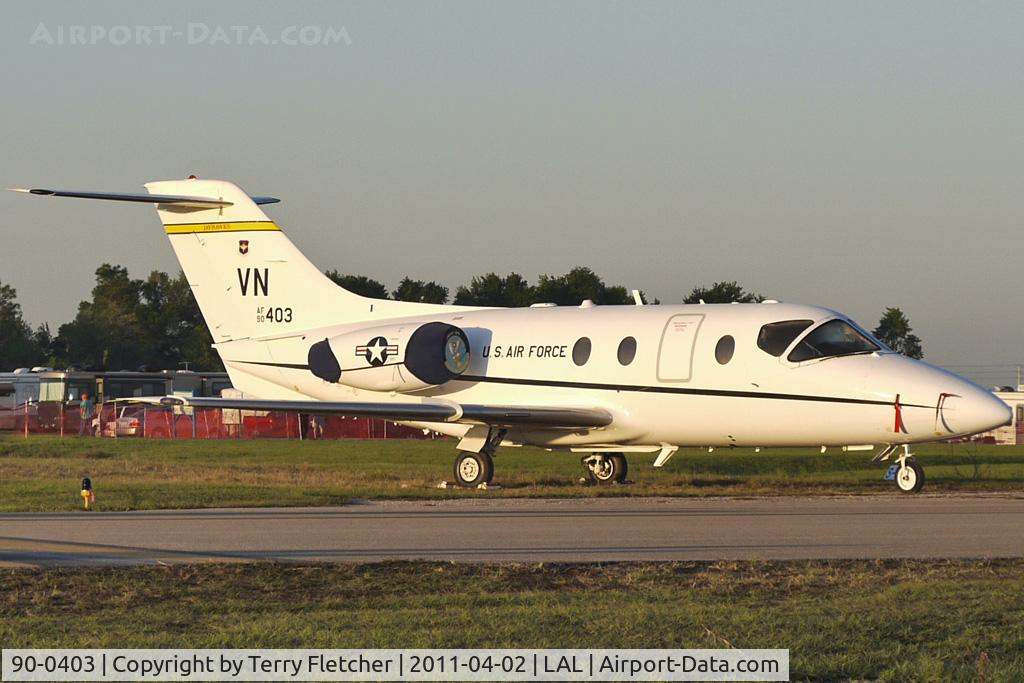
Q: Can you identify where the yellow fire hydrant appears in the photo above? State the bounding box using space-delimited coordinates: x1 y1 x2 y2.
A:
80 477 95 511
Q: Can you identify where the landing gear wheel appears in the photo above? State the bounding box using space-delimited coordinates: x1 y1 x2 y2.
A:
453 451 494 487
895 458 925 493
584 453 628 485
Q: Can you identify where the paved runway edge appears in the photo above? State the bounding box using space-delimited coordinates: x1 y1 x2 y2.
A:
2 496 1022 567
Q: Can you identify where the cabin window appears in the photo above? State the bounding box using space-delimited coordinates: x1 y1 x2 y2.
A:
788 319 880 362
572 337 592 366
757 320 814 357
715 335 735 365
617 337 637 365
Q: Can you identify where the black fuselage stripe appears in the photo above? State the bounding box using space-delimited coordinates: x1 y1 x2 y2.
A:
455 375 928 408
230 360 402 372
227 362 925 409
232 360 311 370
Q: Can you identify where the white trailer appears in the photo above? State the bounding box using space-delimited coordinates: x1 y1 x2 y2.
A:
989 391 1024 445
0 368 50 429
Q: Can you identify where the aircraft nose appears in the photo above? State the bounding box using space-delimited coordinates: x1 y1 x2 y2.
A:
877 355 1012 438
958 388 1013 435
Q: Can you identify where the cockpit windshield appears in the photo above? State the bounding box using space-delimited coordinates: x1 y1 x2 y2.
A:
757 320 814 357
787 319 880 362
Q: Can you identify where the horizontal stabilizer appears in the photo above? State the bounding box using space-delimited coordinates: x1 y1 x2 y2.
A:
165 396 613 429
10 188 280 207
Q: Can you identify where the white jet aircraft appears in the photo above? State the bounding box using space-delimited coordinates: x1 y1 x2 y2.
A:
14 178 1011 491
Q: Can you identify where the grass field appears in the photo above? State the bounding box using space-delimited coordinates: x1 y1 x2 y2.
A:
4 439 1022 681
1 435 1022 511
1 560 1021 681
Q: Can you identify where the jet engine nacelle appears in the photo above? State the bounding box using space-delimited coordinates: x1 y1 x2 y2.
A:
306 321 471 393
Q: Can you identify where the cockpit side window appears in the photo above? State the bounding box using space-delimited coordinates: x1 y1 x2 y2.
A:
757 320 814 357
788 319 880 362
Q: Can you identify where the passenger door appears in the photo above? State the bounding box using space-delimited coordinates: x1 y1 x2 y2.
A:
657 314 704 382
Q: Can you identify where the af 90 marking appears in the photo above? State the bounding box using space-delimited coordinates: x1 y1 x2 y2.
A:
257 306 293 323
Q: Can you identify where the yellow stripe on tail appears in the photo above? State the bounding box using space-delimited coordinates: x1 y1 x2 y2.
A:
164 221 281 234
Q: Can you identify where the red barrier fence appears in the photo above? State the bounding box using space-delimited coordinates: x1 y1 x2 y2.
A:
1 402 435 440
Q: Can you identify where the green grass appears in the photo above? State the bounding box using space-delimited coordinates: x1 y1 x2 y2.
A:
1 436 1022 511
2 560 1022 681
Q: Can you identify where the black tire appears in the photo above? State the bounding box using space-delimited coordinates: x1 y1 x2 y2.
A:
453 451 494 487
585 453 628 485
895 459 925 493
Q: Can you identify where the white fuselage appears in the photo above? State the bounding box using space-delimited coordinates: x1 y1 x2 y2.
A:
218 301 1010 450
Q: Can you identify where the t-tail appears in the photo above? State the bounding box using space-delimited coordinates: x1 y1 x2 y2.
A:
147 177 377 343
13 178 458 345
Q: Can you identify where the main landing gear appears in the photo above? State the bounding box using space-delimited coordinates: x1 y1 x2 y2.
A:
451 428 505 488
449 429 632 488
877 444 925 493
453 451 493 487
581 453 628 485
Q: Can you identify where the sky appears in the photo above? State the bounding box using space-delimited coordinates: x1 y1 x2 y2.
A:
0 1 1021 386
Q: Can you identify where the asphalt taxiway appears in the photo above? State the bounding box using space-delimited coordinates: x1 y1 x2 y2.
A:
1 496 1022 567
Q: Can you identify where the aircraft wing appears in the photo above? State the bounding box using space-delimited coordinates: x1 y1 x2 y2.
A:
166 396 612 429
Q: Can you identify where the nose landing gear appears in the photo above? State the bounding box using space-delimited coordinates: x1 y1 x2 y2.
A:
895 458 925 493
881 444 926 493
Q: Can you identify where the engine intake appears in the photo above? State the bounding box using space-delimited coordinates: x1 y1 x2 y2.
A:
405 322 470 384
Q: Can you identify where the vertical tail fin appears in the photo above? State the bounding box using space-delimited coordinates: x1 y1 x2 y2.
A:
146 178 365 342
146 178 452 342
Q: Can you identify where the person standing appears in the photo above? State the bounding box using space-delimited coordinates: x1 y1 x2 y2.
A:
311 414 325 439
78 392 95 437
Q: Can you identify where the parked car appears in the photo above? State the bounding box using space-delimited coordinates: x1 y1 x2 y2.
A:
99 401 151 437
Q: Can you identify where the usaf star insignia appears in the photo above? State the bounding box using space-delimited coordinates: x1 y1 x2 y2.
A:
355 336 399 366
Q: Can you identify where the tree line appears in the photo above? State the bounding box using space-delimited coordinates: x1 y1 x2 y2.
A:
0 266 923 372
